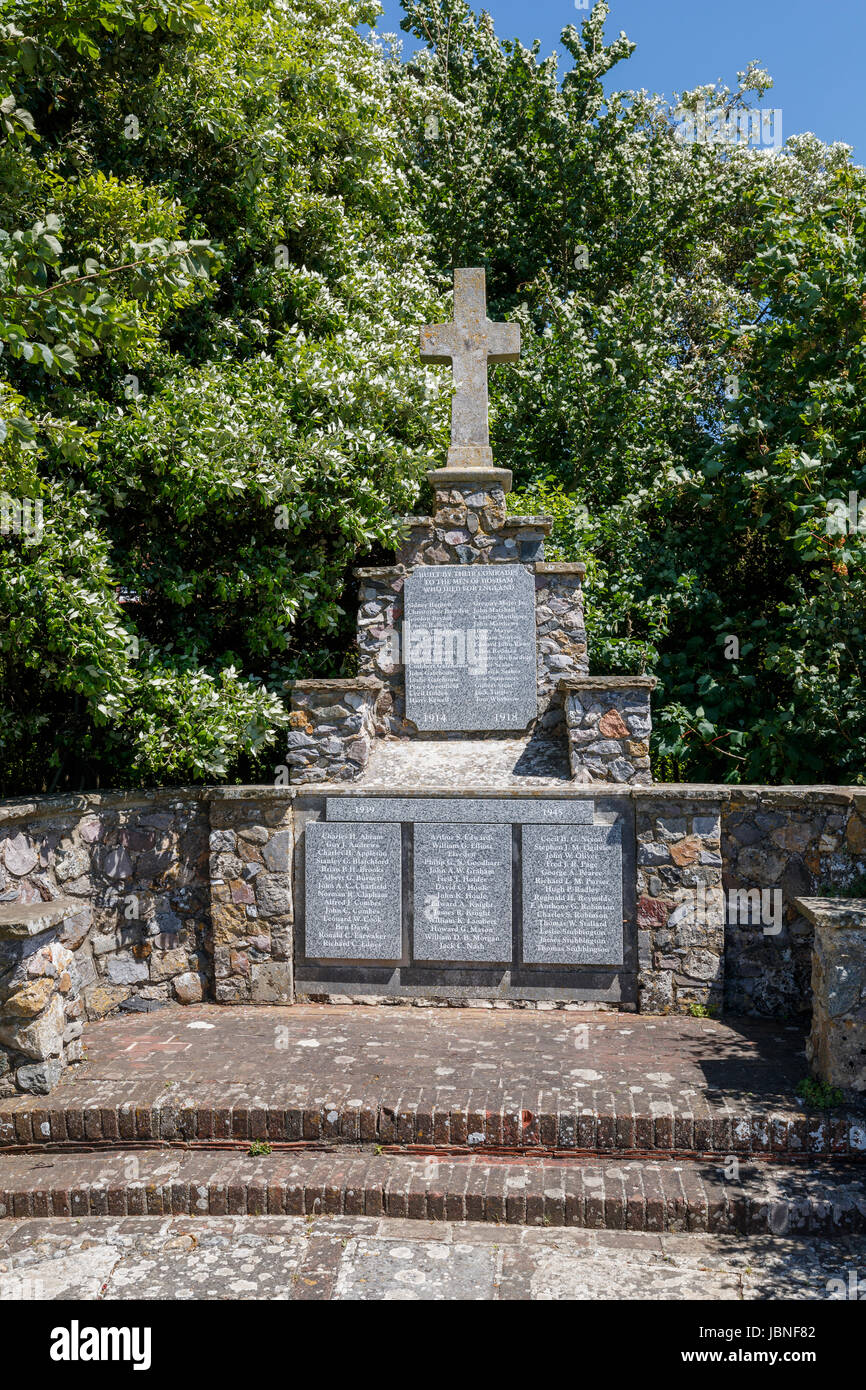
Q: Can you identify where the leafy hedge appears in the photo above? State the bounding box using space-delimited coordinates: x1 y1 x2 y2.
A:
0 0 863 791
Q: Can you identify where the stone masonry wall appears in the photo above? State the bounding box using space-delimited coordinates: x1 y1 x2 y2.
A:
209 791 294 1005
0 784 862 1028
286 678 383 784
534 565 588 728
355 566 407 735
396 484 549 567
636 795 725 1014
561 678 656 785
0 792 210 1022
722 789 866 1019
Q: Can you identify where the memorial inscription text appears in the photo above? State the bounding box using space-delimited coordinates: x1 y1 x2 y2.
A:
304 821 402 961
403 566 537 731
522 824 623 966
413 823 512 962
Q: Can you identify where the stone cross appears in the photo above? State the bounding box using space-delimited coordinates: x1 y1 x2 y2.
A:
420 267 520 471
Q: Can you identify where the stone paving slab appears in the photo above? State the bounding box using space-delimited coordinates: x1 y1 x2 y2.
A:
2 1215 865 1300
0 1148 864 1233
358 736 571 787
2 1005 863 1158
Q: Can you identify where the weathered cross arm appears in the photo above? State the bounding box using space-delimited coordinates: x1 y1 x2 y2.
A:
420 267 520 470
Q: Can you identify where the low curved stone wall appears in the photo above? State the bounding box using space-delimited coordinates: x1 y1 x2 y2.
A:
723 788 866 1018
0 789 210 1027
0 783 862 1052
0 900 84 1095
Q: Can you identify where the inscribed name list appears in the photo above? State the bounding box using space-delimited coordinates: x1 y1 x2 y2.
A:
403 565 536 731
304 821 402 960
522 824 623 965
413 822 512 962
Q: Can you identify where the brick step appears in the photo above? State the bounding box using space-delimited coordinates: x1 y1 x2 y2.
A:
1 1149 864 1233
3 1093 864 1160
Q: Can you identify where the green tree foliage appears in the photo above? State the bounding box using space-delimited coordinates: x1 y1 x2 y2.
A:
1 0 864 792
0 0 443 792
399 0 866 782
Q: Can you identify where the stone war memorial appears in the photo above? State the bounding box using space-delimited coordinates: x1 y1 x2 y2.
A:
0 267 864 1253
287 268 653 1006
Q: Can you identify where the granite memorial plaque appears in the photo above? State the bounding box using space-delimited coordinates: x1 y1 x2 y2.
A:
403 565 536 731
305 821 402 960
327 796 592 824
413 823 512 962
522 824 623 965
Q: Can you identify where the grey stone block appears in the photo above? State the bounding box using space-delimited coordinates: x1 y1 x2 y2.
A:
254 872 293 918
262 829 292 872
251 961 293 1004
16 1059 64 1094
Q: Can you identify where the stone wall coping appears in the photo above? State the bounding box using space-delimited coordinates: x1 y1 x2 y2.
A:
637 785 862 804
353 565 407 580
558 675 658 691
206 785 294 802
794 897 866 931
536 562 587 576
398 515 554 532
0 786 207 827
287 677 384 692
426 466 513 492
726 787 864 809
0 782 862 820
0 897 85 940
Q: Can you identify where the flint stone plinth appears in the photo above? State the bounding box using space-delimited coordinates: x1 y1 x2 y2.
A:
797 896 866 1095
560 676 657 785
0 897 84 1095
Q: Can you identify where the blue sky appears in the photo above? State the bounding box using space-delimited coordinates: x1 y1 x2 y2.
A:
372 0 865 162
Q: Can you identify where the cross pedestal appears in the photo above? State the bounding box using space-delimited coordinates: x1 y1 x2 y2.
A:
420 266 519 492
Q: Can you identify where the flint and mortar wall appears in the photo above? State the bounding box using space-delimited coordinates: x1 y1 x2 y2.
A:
723 788 866 1018
209 789 294 1005
0 785 862 1037
347 483 589 743
634 787 866 1019
396 485 548 567
0 790 210 1026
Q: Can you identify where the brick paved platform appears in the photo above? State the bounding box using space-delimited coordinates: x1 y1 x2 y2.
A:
1 1005 864 1159
1 1149 864 1233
